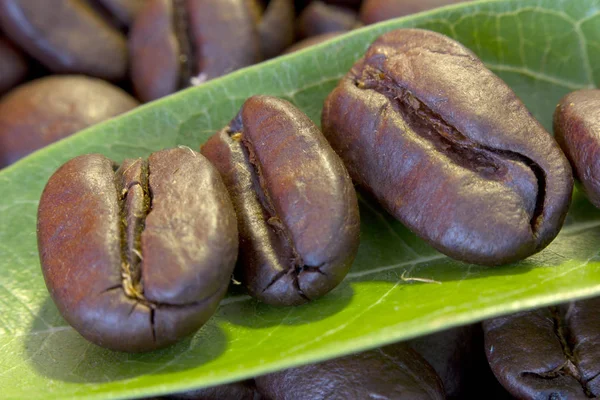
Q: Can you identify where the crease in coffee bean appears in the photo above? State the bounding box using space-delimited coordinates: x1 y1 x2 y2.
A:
354 71 547 236
172 0 196 88
549 306 595 397
226 127 325 297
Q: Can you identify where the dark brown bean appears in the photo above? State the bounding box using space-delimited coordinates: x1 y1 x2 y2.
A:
296 1 358 39
0 0 128 81
554 89 600 208
37 148 239 352
0 36 29 95
89 0 144 27
483 298 600 399
322 28 573 266
202 96 360 306
167 380 262 399
359 0 468 24
409 325 480 399
255 343 445 399
0 75 138 168
129 0 262 102
283 31 346 54
248 0 296 59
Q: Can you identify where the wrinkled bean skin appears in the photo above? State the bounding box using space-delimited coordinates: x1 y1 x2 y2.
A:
554 89 600 208
483 298 600 399
37 149 238 352
0 76 138 168
322 29 573 266
359 0 468 24
202 96 360 306
129 0 262 102
255 343 445 399
0 0 128 81
0 36 29 95
296 1 358 39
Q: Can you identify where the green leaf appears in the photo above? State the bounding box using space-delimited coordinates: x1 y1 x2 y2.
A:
2 0 600 398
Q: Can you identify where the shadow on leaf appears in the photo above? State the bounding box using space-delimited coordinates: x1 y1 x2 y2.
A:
24 297 228 384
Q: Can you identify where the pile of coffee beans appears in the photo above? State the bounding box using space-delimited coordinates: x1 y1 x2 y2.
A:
5 0 597 398
163 296 600 399
0 0 469 167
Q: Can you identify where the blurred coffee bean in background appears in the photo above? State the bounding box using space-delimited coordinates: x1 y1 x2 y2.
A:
249 0 296 59
0 35 29 95
284 31 346 53
0 0 131 81
360 0 468 24
129 0 263 102
0 75 138 167
296 1 358 39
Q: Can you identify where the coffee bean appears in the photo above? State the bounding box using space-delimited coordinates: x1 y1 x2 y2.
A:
0 36 29 95
254 343 445 399
296 1 358 39
0 0 128 81
37 148 238 352
359 0 469 24
409 325 481 399
85 0 145 28
248 0 296 59
201 96 360 306
554 89 600 208
483 298 600 399
167 380 261 399
322 28 573 266
283 31 345 54
0 75 138 168
129 0 263 102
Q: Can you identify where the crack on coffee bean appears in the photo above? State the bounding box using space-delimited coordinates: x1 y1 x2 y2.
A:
173 0 196 89
238 134 304 268
100 284 122 294
355 73 547 234
150 308 157 343
550 306 595 397
114 158 152 304
293 275 310 302
261 269 288 293
586 370 600 385
127 302 138 316
225 128 325 297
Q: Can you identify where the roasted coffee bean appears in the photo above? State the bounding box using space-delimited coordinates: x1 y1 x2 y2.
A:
0 75 138 168
37 148 238 352
483 298 600 399
83 0 145 28
247 0 296 59
409 325 481 399
283 31 345 54
0 0 128 81
255 343 445 399
202 96 360 306
322 29 573 266
166 380 262 399
554 89 600 209
130 0 263 102
360 0 468 24
296 1 358 39
0 36 29 95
